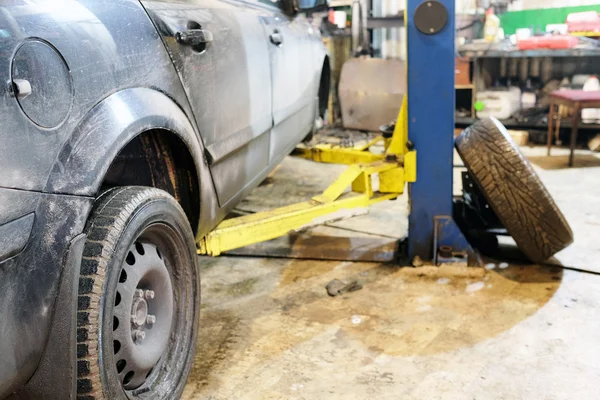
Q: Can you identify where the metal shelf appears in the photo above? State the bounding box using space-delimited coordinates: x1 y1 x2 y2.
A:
458 47 600 59
455 116 600 131
367 15 404 29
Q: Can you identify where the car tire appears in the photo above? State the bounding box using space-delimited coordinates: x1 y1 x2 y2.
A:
455 117 573 262
77 186 199 399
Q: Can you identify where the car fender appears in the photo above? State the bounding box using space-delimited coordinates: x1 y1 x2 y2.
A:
45 87 204 196
44 87 209 229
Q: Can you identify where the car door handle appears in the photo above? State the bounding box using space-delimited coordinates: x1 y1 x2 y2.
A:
269 30 283 46
176 29 213 46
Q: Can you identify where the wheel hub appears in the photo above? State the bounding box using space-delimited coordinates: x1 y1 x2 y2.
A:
111 241 174 390
131 295 149 328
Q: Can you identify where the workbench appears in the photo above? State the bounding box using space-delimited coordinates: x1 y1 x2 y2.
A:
547 89 600 167
455 46 600 143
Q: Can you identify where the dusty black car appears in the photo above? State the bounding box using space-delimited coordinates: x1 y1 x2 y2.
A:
0 0 329 398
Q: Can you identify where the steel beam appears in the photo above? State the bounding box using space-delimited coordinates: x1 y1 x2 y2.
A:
406 0 477 264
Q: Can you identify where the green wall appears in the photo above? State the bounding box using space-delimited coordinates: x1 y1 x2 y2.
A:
500 5 600 35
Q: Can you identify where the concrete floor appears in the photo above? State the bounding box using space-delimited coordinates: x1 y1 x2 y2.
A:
183 145 600 400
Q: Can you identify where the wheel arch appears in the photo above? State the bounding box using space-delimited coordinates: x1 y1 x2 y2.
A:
101 130 201 235
45 87 204 234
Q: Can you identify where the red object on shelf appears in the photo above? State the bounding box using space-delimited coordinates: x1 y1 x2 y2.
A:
567 11 600 33
543 35 579 49
517 37 540 50
551 89 600 102
517 35 578 50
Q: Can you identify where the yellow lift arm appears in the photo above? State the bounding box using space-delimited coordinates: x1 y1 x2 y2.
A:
294 95 410 165
198 96 415 256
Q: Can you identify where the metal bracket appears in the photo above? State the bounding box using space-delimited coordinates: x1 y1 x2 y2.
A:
452 171 508 256
198 158 415 256
458 171 503 230
433 216 481 265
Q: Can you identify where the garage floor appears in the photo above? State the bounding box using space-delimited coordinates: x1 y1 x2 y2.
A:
183 145 600 400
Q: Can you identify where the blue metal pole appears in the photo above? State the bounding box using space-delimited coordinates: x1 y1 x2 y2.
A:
406 0 474 263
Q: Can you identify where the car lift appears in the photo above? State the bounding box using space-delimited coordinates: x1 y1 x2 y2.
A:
198 0 479 265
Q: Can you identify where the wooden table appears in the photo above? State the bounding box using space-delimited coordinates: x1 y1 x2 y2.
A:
547 90 600 167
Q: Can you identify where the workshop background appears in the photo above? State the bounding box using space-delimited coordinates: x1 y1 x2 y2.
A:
185 1 600 399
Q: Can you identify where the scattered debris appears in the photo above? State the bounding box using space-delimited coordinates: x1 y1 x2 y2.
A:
326 279 363 296
290 383 304 391
499 262 509 269
588 134 600 152
466 281 485 293
436 277 451 285
334 261 353 270
417 296 432 304
351 315 362 324
412 255 424 267
485 263 496 270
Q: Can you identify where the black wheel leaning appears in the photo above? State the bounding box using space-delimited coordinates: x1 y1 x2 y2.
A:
455 117 573 263
77 186 199 399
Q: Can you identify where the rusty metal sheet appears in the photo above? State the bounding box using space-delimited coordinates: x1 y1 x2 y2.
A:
339 58 406 132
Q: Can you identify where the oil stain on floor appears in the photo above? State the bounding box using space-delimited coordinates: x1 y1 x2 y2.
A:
182 256 578 400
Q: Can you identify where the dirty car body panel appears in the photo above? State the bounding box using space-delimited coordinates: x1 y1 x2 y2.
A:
0 0 328 398
142 0 325 207
143 0 274 207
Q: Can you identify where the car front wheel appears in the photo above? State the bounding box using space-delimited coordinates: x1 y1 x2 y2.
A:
76 186 199 399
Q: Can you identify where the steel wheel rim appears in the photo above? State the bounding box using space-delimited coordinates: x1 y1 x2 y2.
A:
111 239 174 390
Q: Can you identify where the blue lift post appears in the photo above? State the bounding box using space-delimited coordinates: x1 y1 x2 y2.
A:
406 0 478 264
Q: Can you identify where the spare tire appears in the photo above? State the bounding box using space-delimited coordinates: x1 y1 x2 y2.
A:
455 117 573 262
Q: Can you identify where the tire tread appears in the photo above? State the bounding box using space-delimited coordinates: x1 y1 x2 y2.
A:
455 117 573 262
76 187 181 398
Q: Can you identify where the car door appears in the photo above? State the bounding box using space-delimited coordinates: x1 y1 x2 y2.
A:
259 3 317 162
141 0 273 206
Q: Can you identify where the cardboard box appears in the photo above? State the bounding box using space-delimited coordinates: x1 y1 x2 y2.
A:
455 58 471 86
508 130 529 146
